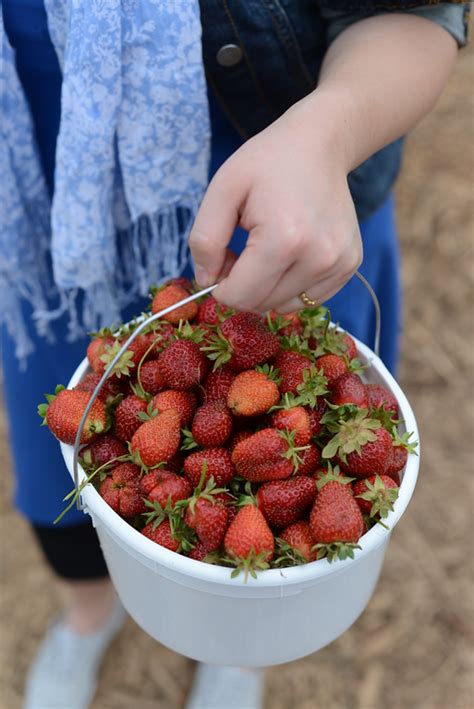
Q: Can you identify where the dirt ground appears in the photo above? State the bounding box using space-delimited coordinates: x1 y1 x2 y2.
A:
1 43 473 709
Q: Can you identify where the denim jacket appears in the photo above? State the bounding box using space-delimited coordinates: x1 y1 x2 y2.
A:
199 1 469 221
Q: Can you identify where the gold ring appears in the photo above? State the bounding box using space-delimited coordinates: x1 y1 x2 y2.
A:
299 291 318 308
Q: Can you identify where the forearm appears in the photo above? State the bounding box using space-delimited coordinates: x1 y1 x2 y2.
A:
290 13 458 172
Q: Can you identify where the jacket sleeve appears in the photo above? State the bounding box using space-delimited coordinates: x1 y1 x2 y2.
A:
320 3 470 48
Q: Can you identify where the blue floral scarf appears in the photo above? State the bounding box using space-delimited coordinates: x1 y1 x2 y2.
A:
0 1 210 362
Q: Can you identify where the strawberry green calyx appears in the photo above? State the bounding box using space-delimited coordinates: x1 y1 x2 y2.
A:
265 312 290 335
279 332 313 357
273 539 308 567
201 329 232 369
316 463 355 491
312 542 361 562
88 326 116 340
311 324 350 358
320 401 361 428
295 365 329 408
346 357 366 374
356 475 399 519
255 363 281 386
185 467 228 515
278 429 310 471
142 498 196 552
369 405 401 430
181 428 199 451
137 401 158 423
100 339 135 378
142 498 170 529
322 409 381 462
176 320 207 343
299 305 329 338
236 481 257 508
37 384 66 424
228 547 271 582
391 429 419 454
269 392 301 412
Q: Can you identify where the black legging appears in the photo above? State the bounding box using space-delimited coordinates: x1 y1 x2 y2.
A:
32 522 108 580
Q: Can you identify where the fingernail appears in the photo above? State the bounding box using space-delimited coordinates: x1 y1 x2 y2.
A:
194 266 210 287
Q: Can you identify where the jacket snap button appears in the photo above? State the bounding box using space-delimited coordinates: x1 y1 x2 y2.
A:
216 44 243 67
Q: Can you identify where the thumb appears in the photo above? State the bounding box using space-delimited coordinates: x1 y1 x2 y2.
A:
189 168 244 287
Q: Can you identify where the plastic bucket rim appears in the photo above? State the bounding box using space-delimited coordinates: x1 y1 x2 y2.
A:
61 335 419 589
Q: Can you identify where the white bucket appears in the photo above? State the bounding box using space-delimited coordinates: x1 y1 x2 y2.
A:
61 337 419 667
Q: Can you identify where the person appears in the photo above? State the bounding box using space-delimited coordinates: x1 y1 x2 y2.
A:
0 2 469 708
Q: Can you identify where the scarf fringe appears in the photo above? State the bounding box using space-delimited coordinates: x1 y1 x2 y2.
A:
2 197 200 367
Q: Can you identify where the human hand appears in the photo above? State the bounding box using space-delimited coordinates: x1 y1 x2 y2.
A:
189 94 362 313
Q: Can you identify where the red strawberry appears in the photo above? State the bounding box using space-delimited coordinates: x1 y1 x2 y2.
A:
196 296 226 326
152 389 197 427
191 403 233 447
80 435 127 470
39 388 107 445
307 398 328 436
268 311 303 337
385 444 408 478
183 448 235 487
130 409 181 467
87 336 114 375
224 505 274 575
280 521 317 562
315 354 347 385
345 426 394 478
227 370 280 417
141 324 176 358
164 276 193 292
229 429 253 452
188 540 209 561
138 360 166 396
353 474 399 517
141 470 192 507
201 367 235 405
158 340 209 390
295 442 321 476
97 335 149 380
341 333 358 360
75 372 121 402
331 372 369 408
141 519 180 552
273 350 312 394
99 463 145 517
114 394 148 442
207 312 279 372
185 498 229 551
271 406 311 446
214 491 238 522
151 284 198 324
309 481 365 560
231 428 294 482
366 383 399 418
119 334 150 369
256 477 317 528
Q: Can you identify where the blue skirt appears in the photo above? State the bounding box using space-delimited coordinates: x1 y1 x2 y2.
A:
2 0 401 527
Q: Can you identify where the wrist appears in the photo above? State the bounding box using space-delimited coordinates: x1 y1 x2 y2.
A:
284 86 363 174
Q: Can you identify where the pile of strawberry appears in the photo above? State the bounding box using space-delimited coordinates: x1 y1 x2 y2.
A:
39 279 417 580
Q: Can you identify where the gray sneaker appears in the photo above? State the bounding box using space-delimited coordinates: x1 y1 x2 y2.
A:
185 663 265 709
23 597 126 709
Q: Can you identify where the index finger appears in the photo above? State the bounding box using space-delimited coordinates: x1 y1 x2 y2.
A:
189 172 242 288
